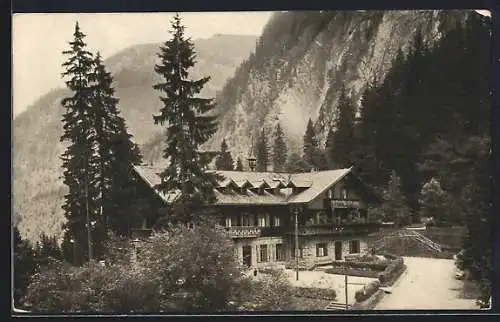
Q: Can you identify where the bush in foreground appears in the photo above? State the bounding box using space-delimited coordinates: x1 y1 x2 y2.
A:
378 257 405 285
354 280 381 303
292 286 336 301
233 270 295 311
23 222 253 313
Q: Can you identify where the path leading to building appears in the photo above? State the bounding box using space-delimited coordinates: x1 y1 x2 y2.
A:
374 257 477 310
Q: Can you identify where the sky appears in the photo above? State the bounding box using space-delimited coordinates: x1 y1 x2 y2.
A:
12 12 273 117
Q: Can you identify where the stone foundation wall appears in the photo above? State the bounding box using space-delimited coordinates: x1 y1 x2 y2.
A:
233 235 369 269
289 236 369 268
233 237 285 267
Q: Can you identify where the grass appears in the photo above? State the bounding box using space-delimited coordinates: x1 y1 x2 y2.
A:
290 297 332 311
458 279 482 300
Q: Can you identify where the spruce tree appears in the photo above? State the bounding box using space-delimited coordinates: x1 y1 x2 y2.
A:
331 86 356 168
235 157 244 171
285 153 311 173
324 127 336 168
215 139 234 171
272 123 288 172
152 14 219 223
379 171 412 227
13 226 36 307
89 53 142 236
255 128 269 172
60 22 99 264
460 136 491 303
303 118 317 166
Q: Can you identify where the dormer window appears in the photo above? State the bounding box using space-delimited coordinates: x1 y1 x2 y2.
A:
342 187 349 200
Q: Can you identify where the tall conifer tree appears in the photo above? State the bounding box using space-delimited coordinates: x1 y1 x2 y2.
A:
272 123 287 172
215 139 234 171
324 127 336 168
256 128 269 172
89 53 142 236
60 22 99 263
13 226 36 307
303 118 317 166
152 14 219 223
330 86 356 168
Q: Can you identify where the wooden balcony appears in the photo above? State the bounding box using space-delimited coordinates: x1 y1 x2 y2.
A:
225 226 262 238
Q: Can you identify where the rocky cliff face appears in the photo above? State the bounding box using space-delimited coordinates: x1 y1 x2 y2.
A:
203 10 468 163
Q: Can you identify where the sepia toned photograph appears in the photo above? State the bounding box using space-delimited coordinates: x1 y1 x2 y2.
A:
12 10 492 314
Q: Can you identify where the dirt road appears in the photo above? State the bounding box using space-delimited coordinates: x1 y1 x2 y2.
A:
374 257 477 310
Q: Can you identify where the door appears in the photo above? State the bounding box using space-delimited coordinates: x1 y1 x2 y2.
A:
334 241 343 260
242 245 252 267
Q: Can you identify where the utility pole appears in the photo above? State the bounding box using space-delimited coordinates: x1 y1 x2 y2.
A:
293 206 301 281
345 273 349 310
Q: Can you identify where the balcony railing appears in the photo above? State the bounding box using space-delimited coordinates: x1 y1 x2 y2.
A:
287 222 380 236
225 226 262 238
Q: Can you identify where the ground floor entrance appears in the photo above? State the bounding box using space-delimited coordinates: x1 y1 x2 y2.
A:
335 241 343 260
242 245 252 267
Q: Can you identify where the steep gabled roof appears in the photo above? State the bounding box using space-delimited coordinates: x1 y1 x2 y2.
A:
287 168 352 204
132 165 378 206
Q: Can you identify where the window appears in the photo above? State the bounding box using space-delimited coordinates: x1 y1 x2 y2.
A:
316 243 328 257
317 211 327 225
273 216 281 227
276 244 285 261
258 214 270 227
233 246 239 261
259 245 268 262
225 217 232 227
241 213 253 226
341 187 349 200
349 240 360 254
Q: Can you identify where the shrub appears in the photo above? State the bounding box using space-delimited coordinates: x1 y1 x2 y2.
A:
14 226 37 308
23 260 161 313
137 222 244 312
354 280 381 303
284 261 311 271
292 287 336 301
324 266 380 278
24 221 247 313
330 260 388 271
232 269 294 311
378 257 405 285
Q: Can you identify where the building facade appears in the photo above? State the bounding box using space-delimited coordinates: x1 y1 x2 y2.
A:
130 165 381 269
